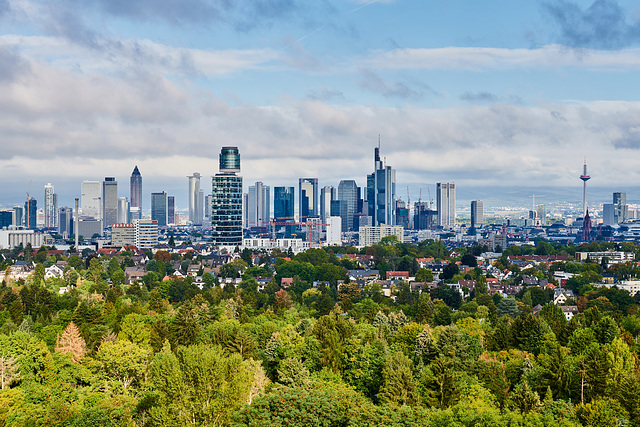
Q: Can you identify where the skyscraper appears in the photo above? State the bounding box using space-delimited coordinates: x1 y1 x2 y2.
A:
247 182 270 226
320 186 335 223
44 183 57 229
151 191 168 227
130 166 142 220
168 196 175 225
299 178 318 221
188 172 203 225
367 145 396 226
0 210 12 228
211 147 243 246
338 180 358 232
436 183 456 228
24 197 37 229
58 207 74 237
274 186 295 238
471 200 483 229
81 181 101 218
102 177 118 228
117 197 130 224
613 192 628 224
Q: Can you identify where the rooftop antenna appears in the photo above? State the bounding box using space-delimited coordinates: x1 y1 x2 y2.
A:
378 134 381 149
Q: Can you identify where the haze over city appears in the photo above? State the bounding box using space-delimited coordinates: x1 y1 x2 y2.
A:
2 0 640 210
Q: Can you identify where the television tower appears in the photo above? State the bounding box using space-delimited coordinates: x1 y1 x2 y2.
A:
580 158 590 219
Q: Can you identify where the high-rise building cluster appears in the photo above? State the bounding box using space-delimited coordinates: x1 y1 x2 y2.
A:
1 142 473 250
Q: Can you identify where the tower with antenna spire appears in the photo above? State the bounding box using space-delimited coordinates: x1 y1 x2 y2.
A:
580 158 590 219
367 137 396 226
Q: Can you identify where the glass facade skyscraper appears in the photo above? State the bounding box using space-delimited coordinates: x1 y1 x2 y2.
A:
102 177 118 228
24 197 37 229
130 166 142 209
367 146 396 226
338 180 358 232
151 191 168 227
299 178 318 221
130 166 142 220
274 186 295 238
212 147 243 246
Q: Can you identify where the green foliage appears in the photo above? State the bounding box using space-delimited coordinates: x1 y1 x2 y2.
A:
148 344 263 426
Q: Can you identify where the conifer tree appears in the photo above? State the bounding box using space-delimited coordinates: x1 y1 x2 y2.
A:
56 321 86 362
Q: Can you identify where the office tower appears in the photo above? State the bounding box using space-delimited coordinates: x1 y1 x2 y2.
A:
0 210 12 229
320 186 335 222
188 172 203 225
102 177 118 228
299 178 318 221
580 159 591 219
613 192 628 224
77 217 102 239
396 199 409 229
117 197 130 224
44 183 57 229
536 204 546 226
247 182 270 226
603 204 615 226
367 145 396 226
414 202 436 230
151 191 168 227
58 207 74 237
130 166 142 220
338 180 358 232
168 196 175 224
471 200 483 229
12 207 23 229
274 187 295 220
211 147 243 246
130 166 142 210
331 199 347 225
274 186 295 237
436 183 456 228
24 197 37 229
81 181 101 218
326 216 342 245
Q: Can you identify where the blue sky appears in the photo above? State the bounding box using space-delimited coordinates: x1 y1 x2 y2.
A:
2 0 640 210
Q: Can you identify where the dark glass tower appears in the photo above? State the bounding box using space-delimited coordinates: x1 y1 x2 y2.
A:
219 147 241 173
25 197 37 229
151 191 168 227
212 147 243 246
274 186 295 238
130 166 142 210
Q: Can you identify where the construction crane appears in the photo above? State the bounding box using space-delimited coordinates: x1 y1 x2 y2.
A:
427 187 433 209
529 194 545 213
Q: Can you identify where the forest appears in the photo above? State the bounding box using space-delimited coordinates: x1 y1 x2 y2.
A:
0 239 638 426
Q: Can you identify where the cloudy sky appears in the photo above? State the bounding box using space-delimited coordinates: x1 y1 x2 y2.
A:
2 0 640 210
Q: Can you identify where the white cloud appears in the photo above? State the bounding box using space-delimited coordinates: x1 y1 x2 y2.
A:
364 44 640 70
1 35 279 77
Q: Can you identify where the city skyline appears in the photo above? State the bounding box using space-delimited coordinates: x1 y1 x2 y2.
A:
2 1 640 203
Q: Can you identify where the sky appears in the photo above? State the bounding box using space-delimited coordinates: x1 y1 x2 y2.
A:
2 0 640 211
